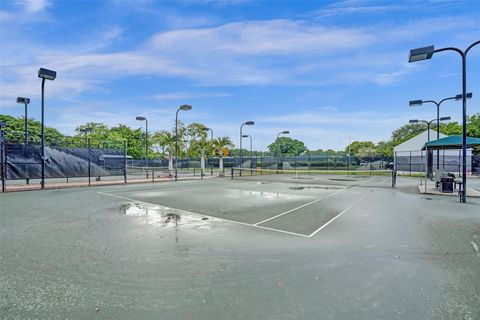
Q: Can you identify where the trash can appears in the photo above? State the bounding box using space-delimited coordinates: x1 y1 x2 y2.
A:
440 176 454 193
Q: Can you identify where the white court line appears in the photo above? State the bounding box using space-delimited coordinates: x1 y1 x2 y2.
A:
97 191 310 238
253 187 348 226
307 188 374 238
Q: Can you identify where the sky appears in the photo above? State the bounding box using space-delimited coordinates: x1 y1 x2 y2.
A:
0 0 479 151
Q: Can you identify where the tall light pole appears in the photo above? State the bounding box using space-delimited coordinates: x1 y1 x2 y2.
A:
175 105 192 180
16 97 30 145
409 93 472 169
136 116 148 175
242 134 253 165
38 68 56 190
276 130 289 157
410 117 451 179
408 40 480 202
409 117 451 142
1 121 6 192
240 121 254 168
202 127 213 141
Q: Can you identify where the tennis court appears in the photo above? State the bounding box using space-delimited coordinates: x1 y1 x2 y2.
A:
97 169 394 237
2 172 480 319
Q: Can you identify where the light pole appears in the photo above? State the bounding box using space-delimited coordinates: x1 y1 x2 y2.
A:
1 121 6 192
409 117 451 142
410 117 451 180
16 97 30 145
203 127 214 175
38 68 56 190
408 40 480 202
277 130 289 139
276 130 290 158
239 121 254 169
202 127 213 140
136 116 148 176
242 134 253 166
409 93 472 169
175 105 192 180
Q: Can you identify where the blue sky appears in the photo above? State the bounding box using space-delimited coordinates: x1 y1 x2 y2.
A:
0 0 479 151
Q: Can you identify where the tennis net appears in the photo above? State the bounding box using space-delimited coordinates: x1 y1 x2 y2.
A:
231 167 396 188
126 166 171 179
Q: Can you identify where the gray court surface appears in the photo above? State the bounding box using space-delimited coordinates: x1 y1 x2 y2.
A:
1 176 479 319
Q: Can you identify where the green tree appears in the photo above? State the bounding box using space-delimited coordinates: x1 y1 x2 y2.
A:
0 114 64 144
439 122 462 136
467 113 480 137
75 122 110 139
268 137 307 156
344 141 376 157
390 123 428 146
212 136 234 175
109 124 143 158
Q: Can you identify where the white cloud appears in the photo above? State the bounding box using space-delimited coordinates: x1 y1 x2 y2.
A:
17 0 51 12
148 20 375 55
152 91 231 100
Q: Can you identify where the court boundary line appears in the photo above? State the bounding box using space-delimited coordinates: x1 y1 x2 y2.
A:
97 191 310 238
253 187 348 226
307 188 373 238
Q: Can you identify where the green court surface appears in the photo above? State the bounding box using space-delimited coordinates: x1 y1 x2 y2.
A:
1 175 480 319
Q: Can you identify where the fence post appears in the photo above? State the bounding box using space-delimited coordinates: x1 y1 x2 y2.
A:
1 129 5 192
87 138 91 186
442 150 445 170
409 151 412 176
308 152 311 173
123 140 127 183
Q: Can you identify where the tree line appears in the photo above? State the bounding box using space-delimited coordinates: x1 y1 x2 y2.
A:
1 112 479 158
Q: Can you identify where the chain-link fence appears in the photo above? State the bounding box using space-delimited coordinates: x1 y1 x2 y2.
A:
393 150 475 176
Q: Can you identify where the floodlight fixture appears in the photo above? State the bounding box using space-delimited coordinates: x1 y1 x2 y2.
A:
409 119 419 123
408 45 434 62
409 100 423 107
38 68 56 80
179 104 192 111
277 130 290 139
136 116 146 121
245 121 255 125
439 116 451 121
16 97 30 104
455 92 472 100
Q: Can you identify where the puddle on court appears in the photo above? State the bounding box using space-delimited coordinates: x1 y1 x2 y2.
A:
289 186 343 190
224 189 308 200
120 203 212 229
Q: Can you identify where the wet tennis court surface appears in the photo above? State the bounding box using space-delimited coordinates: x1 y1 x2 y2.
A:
2 176 480 319
98 178 380 237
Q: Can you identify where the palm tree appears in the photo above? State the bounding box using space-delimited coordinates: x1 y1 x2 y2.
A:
213 136 234 176
189 138 209 174
153 131 176 176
